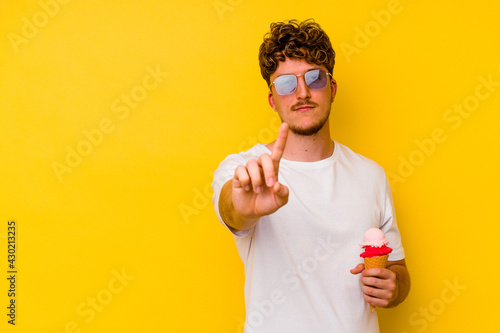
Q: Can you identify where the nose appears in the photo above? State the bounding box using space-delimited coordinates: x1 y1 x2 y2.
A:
295 75 311 99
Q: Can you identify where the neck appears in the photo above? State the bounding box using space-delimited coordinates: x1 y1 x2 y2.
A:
269 120 334 162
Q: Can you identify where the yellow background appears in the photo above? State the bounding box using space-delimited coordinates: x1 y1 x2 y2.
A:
1 0 499 332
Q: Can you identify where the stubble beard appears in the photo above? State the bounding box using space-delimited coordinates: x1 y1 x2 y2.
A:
281 109 331 136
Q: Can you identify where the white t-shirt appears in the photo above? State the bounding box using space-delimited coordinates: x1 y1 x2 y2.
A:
212 142 405 333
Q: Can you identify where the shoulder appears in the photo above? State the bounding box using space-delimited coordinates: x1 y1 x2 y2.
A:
213 144 269 194
335 142 386 178
237 144 270 161
221 144 269 164
215 144 268 176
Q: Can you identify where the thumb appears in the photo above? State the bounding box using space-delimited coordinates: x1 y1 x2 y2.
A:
350 263 365 275
273 182 289 207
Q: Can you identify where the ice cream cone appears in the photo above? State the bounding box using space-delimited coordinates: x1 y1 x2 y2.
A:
364 254 389 270
364 254 389 312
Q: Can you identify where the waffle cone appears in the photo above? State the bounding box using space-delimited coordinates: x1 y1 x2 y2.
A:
364 254 389 269
363 254 389 312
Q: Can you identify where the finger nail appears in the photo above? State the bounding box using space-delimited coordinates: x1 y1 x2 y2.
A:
267 177 275 186
244 185 251 191
255 186 261 193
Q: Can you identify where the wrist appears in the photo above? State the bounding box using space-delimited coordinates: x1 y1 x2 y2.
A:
385 261 410 308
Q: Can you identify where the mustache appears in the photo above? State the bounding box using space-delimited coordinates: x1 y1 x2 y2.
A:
292 101 318 110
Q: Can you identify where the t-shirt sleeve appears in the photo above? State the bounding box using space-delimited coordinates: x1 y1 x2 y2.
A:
379 175 406 261
212 153 251 238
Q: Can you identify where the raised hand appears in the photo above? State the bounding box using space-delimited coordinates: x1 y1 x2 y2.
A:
231 122 290 221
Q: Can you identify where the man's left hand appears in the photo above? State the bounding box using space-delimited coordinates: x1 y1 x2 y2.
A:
350 263 398 309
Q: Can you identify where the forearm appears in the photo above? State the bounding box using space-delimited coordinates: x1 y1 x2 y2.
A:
386 260 411 307
219 180 260 232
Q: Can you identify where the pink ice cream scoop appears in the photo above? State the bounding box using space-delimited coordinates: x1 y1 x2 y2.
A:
359 228 392 258
359 228 389 248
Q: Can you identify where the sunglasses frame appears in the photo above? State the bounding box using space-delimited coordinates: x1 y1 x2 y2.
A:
269 69 333 96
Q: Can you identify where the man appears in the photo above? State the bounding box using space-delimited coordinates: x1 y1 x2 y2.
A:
212 19 410 332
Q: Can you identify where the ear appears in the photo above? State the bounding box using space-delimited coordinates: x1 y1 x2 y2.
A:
268 90 277 111
331 78 337 102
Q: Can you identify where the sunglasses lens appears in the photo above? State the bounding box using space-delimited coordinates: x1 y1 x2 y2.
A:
273 70 330 95
274 75 297 95
305 70 328 89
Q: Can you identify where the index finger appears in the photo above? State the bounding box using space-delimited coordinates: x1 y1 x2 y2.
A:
362 267 393 279
271 122 289 162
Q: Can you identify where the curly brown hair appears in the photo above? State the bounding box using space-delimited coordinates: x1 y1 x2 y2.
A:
258 19 336 87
